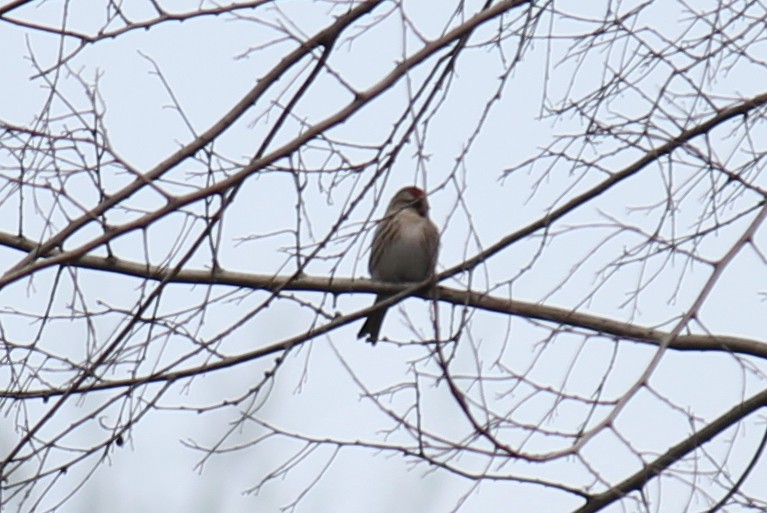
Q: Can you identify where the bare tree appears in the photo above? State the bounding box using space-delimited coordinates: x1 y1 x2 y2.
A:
2 1 767 512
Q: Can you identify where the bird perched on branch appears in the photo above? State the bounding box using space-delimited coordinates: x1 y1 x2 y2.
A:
357 186 439 344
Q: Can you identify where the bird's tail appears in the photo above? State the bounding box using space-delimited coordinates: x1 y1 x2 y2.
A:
357 294 389 345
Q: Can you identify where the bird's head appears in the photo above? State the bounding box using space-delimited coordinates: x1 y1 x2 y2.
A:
388 186 429 217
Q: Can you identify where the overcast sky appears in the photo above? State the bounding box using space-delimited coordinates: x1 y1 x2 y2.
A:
2 1 767 512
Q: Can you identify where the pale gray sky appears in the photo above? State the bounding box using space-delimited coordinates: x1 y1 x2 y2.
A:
2 1 767 512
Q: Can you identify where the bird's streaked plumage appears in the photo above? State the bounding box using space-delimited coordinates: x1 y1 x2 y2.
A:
357 186 439 344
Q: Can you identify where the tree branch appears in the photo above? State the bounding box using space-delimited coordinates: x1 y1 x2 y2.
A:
573 386 767 513
0 230 764 404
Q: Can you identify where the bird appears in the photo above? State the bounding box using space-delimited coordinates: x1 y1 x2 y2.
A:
357 186 439 344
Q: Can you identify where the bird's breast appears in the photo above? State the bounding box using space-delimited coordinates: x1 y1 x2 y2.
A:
372 219 433 283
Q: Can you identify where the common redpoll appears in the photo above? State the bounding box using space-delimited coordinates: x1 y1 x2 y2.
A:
357 186 439 344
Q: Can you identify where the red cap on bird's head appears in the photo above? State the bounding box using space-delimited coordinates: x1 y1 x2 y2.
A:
403 186 425 198
402 186 428 216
